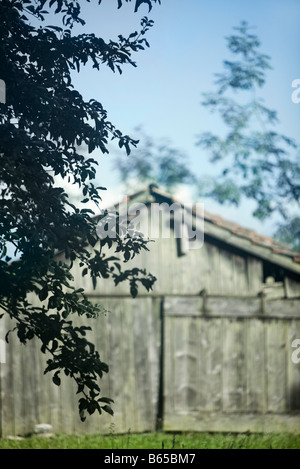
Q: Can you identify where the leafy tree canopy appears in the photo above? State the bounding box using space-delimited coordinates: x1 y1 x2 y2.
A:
196 21 300 248
0 0 160 420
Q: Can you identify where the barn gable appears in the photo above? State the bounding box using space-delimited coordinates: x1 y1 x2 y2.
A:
75 184 300 300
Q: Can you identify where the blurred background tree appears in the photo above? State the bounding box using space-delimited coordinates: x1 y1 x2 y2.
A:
115 22 300 250
114 127 196 193
196 21 300 249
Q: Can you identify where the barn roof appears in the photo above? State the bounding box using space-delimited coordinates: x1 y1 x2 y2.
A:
120 184 300 275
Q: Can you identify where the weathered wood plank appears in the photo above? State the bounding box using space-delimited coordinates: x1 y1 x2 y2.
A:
164 296 261 317
162 296 300 318
159 229 175 294
92 303 114 434
219 249 234 294
149 297 162 428
197 318 222 411
264 300 300 318
185 319 199 410
22 338 39 434
164 411 300 433
287 319 300 411
163 308 175 419
266 320 288 413
206 244 221 294
261 282 285 300
164 297 201 317
173 317 189 413
145 219 162 295
175 317 197 413
247 257 263 294
108 300 128 434
222 319 246 412
12 337 26 436
205 297 260 317
184 239 207 294
285 277 300 299
0 314 15 436
122 300 138 433
233 254 248 294
48 355 62 433
70 325 92 435
34 338 51 428
246 319 267 412
134 298 157 431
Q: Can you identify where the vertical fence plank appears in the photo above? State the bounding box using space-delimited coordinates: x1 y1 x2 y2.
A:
246 319 266 412
149 297 162 429
133 298 153 431
266 320 288 413
0 315 15 436
173 317 190 414
34 340 51 428
163 310 175 420
186 319 199 410
219 250 234 294
22 339 39 434
222 318 246 412
107 300 127 434
287 319 300 411
92 304 113 434
234 255 248 294
197 319 222 411
206 244 221 294
122 299 138 433
199 318 223 411
247 257 263 294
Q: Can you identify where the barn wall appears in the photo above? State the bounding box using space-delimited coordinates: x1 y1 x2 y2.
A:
69 203 300 298
285 276 300 298
0 297 161 436
1 293 300 436
71 232 265 298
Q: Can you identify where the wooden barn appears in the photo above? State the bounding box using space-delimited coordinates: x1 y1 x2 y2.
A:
1 184 300 436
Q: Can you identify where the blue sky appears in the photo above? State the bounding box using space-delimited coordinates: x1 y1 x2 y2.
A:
68 0 300 236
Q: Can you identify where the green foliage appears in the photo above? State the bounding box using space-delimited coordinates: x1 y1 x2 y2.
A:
196 21 300 247
275 217 300 251
0 0 160 421
0 432 300 449
115 129 196 192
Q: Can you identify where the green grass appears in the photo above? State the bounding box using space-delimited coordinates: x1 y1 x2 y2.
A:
0 432 300 449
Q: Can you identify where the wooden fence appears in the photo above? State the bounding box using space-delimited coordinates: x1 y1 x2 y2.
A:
0 295 300 436
163 296 300 433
